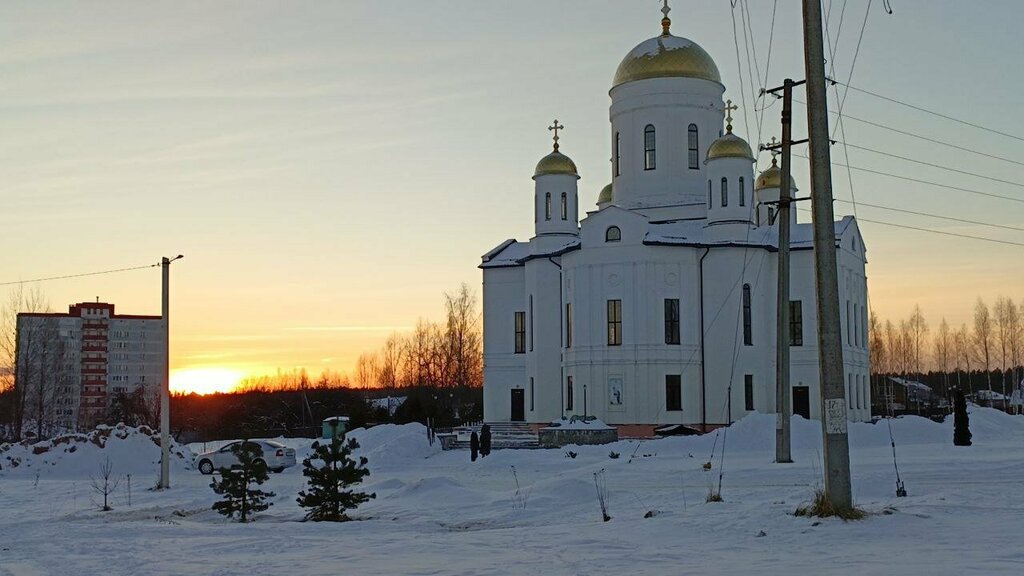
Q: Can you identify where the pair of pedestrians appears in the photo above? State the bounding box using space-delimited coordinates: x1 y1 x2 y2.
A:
470 424 491 461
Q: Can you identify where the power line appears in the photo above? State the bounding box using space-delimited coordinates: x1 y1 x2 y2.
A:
0 263 159 287
792 153 1024 204
836 140 1024 190
833 198 1024 233
830 79 1024 145
797 208 1024 247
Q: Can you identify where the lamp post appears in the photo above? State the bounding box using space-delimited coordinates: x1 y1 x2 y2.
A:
159 254 183 490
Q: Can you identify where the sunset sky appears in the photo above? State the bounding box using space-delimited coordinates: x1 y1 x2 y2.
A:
3 1 1023 393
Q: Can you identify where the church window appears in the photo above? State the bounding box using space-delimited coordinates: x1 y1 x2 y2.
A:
739 177 745 206
790 300 803 346
605 226 621 242
744 374 754 411
707 180 712 208
688 124 699 169
514 312 525 353
607 299 622 346
665 375 682 411
566 375 574 411
614 132 621 176
530 377 535 411
721 177 729 207
565 303 573 347
742 284 752 345
644 124 656 170
545 193 551 221
664 298 680 345
560 192 567 220
846 300 852 346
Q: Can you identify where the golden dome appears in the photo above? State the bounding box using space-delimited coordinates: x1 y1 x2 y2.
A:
597 183 613 204
755 158 798 191
706 132 754 162
612 33 721 89
534 149 579 178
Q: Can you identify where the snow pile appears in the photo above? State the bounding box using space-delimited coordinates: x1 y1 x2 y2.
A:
347 423 441 469
0 423 194 479
544 416 614 430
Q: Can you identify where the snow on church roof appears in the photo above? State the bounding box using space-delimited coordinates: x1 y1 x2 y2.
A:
480 237 581 268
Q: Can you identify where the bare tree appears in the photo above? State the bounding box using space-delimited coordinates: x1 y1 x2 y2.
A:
91 455 121 511
954 323 972 393
443 284 482 389
868 311 887 414
1 285 50 437
994 296 1014 400
907 305 930 375
377 334 405 389
935 318 952 397
973 298 994 402
353 353 380 389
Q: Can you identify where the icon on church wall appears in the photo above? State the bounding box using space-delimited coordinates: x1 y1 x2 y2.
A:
608 377 623 406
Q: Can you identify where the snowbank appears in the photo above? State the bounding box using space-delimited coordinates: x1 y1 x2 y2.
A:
0 423 193 479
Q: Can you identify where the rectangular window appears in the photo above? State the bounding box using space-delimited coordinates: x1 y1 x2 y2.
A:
514 311 526 354
614 132 621 176
744 374 754 411
566 375 574 411
607 299 622 346
665 374 682 411
742 284 752 346
530 377 535 411
687 124 699 169
664 298 680 345
789 300 803 346
721 178 729 207
565 303 572 348
644 125 656 170
545 193 551 221
846 300 852 345
560 192 568 220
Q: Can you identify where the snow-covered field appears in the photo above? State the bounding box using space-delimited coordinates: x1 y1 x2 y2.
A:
2 410 1023 576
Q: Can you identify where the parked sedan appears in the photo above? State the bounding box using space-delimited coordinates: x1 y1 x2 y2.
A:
195 440 297 475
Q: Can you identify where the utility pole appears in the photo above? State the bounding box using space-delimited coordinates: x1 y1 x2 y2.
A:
802 0 853 509
764 78 803 464
159 255 183 490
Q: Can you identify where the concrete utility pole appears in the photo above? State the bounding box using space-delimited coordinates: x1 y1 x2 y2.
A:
159 255 183 490
802 0 853 508
764 78 803 464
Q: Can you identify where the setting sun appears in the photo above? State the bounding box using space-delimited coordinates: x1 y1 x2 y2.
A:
170 368 246 395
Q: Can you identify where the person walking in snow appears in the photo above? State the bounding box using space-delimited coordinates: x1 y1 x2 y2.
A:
480 424 491 457
470 430 479 462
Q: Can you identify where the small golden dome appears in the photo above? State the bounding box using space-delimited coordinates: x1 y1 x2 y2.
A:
534 150 579 178
597 183 613 204
612 34 721 89
706 132 754 162
755 158 798 191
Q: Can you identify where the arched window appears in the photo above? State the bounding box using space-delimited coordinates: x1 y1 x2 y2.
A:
644 124 656 170
560 192 567 220
614 132 621 177
742 283 752 345
688 124 699 169
707 180 712 208
739 177 745 207
545 192 551 220
605 226 621 242
721 177 728 207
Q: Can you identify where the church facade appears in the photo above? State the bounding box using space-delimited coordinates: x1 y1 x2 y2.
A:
480 10 870 433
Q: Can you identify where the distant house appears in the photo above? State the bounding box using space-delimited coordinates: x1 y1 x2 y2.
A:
881 377 938 414
971 389 1010 410
370 396 406 417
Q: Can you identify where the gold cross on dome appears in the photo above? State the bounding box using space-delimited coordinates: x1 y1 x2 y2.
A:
661 0 672 34
768 136 779 165
548 119 564 150
724 99 738 132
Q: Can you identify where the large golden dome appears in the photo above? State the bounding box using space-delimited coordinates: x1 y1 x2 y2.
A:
755 158 798 191
612 33 721 89
597 183 613 204
534 149 579 178
706 132 754 162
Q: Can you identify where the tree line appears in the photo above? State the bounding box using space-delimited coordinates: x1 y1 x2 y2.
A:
870 296 1024 402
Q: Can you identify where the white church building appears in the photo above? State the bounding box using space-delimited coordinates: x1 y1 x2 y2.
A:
480 8 870 434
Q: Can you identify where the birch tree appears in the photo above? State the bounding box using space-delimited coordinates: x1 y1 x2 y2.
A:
972 298 994 401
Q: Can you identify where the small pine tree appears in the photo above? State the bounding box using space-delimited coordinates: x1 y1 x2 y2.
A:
210 441 275 522
297 435 376 522
953 389 972 446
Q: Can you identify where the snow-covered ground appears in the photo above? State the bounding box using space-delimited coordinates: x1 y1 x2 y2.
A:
2 409 1023 576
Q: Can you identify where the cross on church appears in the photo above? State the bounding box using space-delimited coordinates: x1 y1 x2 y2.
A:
548 119 564 150
724 99 738 132
661 0 672 34
768 136 779 164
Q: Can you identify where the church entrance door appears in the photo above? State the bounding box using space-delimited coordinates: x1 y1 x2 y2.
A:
510 389 525 421
792 386 810 419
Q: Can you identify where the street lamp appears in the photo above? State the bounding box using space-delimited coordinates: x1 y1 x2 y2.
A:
159 254 183 490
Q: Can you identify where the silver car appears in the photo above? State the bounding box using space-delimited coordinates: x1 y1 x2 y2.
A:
196 440 297 475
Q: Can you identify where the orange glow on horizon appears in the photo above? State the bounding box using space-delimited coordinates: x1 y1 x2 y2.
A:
170 368 247 395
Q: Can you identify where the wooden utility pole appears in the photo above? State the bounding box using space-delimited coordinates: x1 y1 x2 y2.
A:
802 0 853 508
